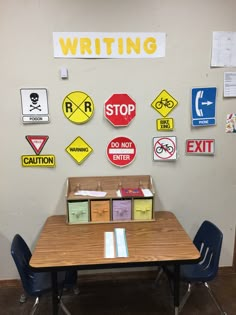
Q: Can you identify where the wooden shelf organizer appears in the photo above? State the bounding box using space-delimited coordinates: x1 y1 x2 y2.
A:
66 175 155 224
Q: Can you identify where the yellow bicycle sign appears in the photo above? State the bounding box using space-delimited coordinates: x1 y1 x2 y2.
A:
151 90 178 117
62 91 95 124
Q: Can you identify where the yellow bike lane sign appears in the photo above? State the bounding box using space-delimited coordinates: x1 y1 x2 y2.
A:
151 90 178 117
62 91 95 124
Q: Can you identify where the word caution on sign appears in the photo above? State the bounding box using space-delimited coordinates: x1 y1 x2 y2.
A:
186 139 215 155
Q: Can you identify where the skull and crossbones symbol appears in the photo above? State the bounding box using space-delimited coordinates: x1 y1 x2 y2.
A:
29 93 41 111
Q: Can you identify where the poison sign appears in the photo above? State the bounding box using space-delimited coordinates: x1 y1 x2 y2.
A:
106 136 136 167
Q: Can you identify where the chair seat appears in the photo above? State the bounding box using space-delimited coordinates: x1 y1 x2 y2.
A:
30 270 74 296
181 263 216 283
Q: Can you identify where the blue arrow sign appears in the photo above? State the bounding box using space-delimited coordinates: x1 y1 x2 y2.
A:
191 87 217 126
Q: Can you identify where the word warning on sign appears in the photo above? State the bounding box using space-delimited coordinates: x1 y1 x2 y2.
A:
153 136 177 161
186 139 215 155
106 136 136 167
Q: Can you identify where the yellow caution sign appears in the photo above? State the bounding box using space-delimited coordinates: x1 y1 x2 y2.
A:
21 155 56 167
62 91 95 124
66 136 93 164
151 90 178 117
156 118 174 131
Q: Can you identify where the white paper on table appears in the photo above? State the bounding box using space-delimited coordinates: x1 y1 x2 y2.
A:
114 228 129 258
104 232 115 258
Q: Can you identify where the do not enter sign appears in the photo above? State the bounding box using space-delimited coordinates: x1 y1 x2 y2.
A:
107 136 136 167
104 94 136 127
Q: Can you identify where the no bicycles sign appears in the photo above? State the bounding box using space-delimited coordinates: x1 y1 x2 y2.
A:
153 136 177 161
151 90 178 117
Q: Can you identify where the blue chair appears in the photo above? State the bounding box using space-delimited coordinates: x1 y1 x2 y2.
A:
172 220 227 314
11 234 78 315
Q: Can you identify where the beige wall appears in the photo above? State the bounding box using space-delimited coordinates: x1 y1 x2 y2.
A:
1 0 236 279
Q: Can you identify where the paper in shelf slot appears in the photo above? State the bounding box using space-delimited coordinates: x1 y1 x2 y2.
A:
74 190 107 197
118 188 153 198
121 188 144 197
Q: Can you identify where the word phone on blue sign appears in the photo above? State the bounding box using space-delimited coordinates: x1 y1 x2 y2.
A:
191 87 216 127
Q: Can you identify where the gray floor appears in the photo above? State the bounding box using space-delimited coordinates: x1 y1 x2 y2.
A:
0 272 234 315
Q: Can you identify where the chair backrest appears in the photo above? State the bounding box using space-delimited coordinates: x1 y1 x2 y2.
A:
193 220 223 281
11 234 35 295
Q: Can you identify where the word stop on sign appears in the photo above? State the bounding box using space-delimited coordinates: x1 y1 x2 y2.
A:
104 94 136 127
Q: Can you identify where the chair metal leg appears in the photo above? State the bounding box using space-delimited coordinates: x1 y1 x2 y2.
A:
60 299 71 315
204 282 227 315
178 282 192 313
30 297 40 315
73 284 80 295
154 266 164 285
19 293 27 303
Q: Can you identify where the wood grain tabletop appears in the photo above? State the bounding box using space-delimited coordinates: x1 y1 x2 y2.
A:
30 211 200 269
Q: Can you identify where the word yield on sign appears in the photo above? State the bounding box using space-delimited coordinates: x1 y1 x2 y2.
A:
106 136 136 167
104 94 136 127
186 139 215 155
25 135 49 155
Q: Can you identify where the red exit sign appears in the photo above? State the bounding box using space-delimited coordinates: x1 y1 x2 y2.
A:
186 139 215 155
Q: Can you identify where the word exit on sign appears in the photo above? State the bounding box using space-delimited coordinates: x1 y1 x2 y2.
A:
186 139 215 155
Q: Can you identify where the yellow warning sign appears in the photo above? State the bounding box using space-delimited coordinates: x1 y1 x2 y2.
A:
156 118 174 131
66 136 93 164
62 91 95 124
21 155 56 167
151 90 178 117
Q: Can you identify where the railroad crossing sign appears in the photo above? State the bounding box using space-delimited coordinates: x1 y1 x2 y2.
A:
104 94 136 127
151 90 178 117
153 136 177 161
66 136 93 164
62 91 95 124
106 136 136 167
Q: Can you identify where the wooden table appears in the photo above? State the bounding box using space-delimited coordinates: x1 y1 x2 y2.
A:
30 211 200 315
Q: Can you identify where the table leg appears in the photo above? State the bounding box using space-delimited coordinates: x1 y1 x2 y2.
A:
51 271 60 315
173 264 180 315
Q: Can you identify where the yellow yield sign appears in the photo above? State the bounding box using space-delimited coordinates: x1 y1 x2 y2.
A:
151 90 178 117
66 136 93 164
62 91 94 124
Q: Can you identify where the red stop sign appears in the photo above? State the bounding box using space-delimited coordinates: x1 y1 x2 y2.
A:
104 94 136 127
106 136 136 167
